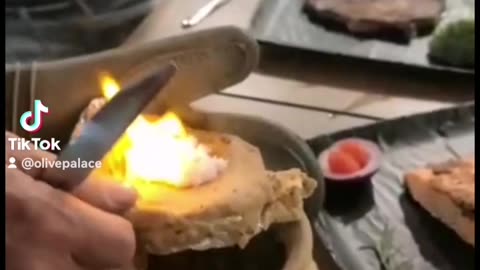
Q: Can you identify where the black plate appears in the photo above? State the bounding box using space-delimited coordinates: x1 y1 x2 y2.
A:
307 103 475 270
250 0 474 74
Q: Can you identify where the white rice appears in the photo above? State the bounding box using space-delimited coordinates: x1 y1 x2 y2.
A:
182 144 228 187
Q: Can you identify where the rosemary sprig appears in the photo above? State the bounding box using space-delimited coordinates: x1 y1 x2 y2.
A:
358 224 413 270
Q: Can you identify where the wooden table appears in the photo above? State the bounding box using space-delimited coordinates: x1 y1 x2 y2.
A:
125 0 474 139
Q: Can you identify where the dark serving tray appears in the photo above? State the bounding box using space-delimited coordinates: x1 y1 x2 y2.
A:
250 0 474 75
307 103 475 270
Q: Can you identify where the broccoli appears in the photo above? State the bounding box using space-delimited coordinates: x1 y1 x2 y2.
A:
428 19 475 68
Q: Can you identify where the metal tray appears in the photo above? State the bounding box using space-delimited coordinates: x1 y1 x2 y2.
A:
250 0 474 74
307 103 475 270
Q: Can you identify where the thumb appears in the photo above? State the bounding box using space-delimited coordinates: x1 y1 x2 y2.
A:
73 173 137 214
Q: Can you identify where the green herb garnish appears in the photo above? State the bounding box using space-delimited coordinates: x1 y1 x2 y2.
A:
358 224 414 270
429 19 475 68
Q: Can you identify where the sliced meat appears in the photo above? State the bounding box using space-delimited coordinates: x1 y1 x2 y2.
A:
305 0 445 38
405 159 475 246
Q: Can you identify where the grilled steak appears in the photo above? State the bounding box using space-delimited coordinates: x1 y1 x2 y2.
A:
405 159 475 246
305 0 445 38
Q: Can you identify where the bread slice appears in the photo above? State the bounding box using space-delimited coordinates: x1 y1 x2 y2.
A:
125 133 316 255
71 97 317 255
405 159 475 246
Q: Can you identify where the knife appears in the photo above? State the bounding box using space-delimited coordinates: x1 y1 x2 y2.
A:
42 63 177 191
181 0 232 28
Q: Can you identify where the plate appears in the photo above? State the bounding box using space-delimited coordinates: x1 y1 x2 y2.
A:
250 0 474 74
307 103 475 270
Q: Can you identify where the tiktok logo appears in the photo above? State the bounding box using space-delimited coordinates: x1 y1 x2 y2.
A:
19 100 49 133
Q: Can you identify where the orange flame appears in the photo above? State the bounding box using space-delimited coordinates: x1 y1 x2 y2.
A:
99 74 215 194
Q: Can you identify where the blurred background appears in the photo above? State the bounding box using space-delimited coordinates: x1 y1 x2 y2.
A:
5 0 152 62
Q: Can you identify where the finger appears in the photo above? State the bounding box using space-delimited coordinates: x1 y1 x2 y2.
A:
6 213 64 270
72 173 137 214
6 131 57 179
7 168 134 269
67 195 136 269
103 242 148 270
31 182 136 269
6 131 137 213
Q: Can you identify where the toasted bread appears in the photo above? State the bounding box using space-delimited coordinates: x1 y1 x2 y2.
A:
72 98 317 255
405 159 475 246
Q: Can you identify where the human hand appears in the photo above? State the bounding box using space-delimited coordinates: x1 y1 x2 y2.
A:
6 131 138 270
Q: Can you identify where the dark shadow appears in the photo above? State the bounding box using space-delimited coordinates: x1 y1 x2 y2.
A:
427 53 475 70
147 230 286 270
5 0 150 63
311 229 343 270
255 44 474 103
324 180 375 224
399 192 475 270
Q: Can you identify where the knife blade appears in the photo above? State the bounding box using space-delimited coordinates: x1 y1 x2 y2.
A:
181 0 232 28
43 63 177 191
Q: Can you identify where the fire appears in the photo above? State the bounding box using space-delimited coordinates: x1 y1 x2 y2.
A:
99 74 225 193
